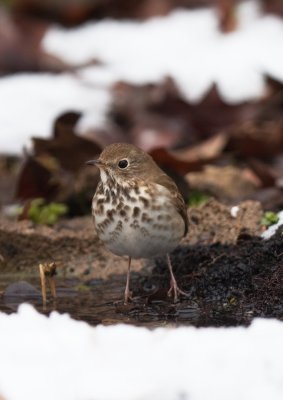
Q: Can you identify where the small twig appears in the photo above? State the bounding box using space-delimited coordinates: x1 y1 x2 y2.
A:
206 253 226 267
39 263 47 306
38 262 57 307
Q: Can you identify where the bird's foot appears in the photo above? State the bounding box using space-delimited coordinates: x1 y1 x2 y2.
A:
167 279 189 303
124 289 133 305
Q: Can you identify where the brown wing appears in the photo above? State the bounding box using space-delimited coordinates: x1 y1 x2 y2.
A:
153 173 189 237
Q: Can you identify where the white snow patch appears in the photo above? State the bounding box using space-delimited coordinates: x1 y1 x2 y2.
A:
230 206 240 218
43 0 283 104
0 73 110 154
1 304 283 400
261 211 283 239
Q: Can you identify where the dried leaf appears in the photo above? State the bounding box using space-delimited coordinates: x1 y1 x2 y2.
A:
16 112 101 212
33 112 101 172
186 165 259 201
171 133 228 163
150 148 203 175
16 156 59 200
247 159 277 188
227 120 283 157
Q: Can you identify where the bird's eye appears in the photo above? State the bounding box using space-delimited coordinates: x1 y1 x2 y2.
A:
118 159 129 169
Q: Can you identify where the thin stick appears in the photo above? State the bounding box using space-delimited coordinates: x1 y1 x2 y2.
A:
39 264 47 306
39 262 57 306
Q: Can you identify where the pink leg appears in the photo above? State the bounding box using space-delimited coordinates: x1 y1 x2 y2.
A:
124 256 133 304
167 253 189 303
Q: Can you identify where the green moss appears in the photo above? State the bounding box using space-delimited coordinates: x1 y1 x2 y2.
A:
188 191 211 207
75 284 91 292
27 198 68 225
260 211 279 227
228 296 237 305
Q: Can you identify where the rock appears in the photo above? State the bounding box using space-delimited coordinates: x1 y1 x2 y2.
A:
3 281 40 310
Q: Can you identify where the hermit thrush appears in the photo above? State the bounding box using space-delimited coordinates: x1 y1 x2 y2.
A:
86 143 188 304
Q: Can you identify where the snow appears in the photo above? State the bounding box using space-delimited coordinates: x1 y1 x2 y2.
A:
261 211 283 239
230 206 240 218
0 73 110 154
0 304 283 400
43 0 283 104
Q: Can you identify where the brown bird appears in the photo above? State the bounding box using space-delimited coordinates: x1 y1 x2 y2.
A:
87 143 188 304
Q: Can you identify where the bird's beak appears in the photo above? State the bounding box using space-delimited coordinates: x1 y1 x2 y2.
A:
85 159 104 167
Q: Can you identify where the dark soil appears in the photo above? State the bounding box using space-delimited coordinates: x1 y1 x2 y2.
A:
150 227 283 327
1 199 283 328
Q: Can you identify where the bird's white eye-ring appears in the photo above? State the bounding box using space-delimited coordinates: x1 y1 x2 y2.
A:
118 159 129 169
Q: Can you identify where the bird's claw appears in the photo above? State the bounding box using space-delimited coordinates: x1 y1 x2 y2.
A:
167 281 189 303
124 290 133 305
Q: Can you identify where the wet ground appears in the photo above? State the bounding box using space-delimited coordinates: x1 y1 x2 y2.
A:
1 199 283 328
1 226 283 328
0 274 201 328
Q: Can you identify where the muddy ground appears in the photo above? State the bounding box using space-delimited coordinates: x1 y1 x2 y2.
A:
0 199 283 328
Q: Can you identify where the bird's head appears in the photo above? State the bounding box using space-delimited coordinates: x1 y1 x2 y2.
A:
86 143 156 184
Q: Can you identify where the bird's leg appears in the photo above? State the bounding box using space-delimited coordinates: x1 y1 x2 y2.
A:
166 253 189 303
124 256 133 304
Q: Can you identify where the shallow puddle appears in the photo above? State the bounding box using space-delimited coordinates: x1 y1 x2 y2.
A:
0 272 256 328
0 273 204 328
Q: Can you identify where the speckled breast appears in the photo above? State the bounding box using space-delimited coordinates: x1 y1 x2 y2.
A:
92 182 185 259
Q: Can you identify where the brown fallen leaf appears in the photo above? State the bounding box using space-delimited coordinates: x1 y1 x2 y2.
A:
186 165 260 201
247 158 277 188
33 112 101 172
16 112 101 213
16 156 59 200
226 120 283 157
150 147 204 175
189 84 259 141
171 132 228 163
149 132 228 179
111 80 234 150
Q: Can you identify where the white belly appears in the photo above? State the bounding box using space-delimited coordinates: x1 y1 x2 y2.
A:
105 215 183 258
